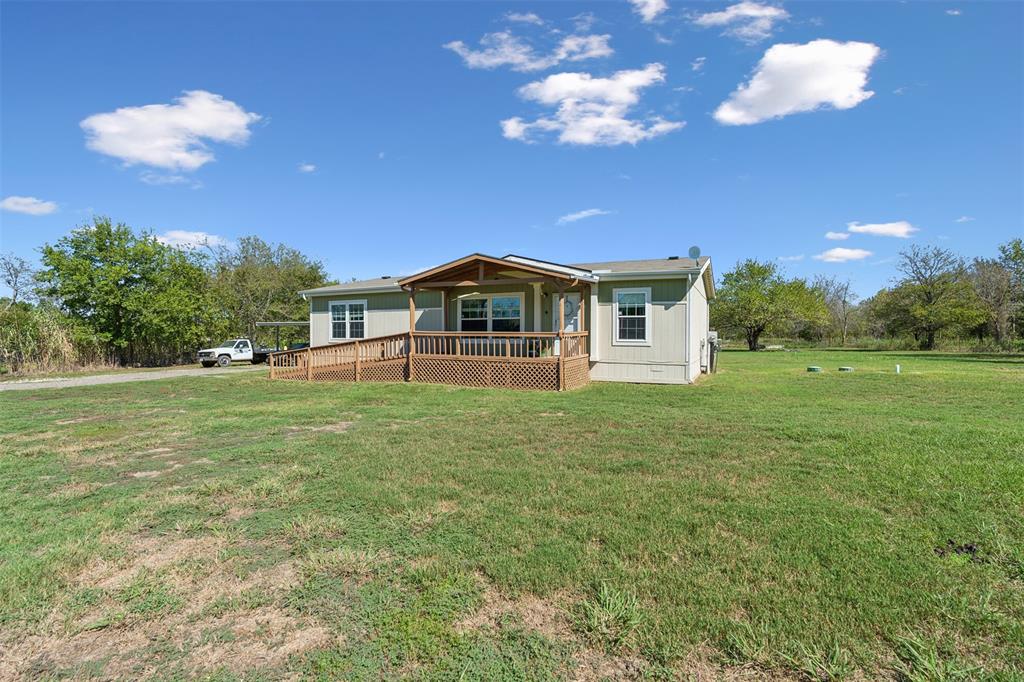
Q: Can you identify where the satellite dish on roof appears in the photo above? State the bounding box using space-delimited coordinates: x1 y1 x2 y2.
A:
688 246 701 259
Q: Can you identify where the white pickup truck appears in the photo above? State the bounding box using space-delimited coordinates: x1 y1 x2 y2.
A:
196 339 276 368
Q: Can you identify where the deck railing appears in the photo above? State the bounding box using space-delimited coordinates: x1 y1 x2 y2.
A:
269 330 588 381
269 332 409 379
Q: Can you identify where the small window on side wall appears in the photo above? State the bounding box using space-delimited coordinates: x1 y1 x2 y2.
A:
613 288 650 345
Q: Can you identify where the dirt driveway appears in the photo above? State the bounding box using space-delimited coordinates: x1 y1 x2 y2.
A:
0 365 266 391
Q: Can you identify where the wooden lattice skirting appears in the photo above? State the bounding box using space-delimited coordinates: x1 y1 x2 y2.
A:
273 355 590 391
561 355 591 391
412 356 561 390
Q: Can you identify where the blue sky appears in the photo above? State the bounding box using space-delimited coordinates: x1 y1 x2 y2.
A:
1 1 1021 298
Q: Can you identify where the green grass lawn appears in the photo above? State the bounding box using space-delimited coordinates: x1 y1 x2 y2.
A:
1 351 1021 680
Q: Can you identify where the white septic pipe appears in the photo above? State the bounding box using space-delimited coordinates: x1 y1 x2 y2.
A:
896 364 901 374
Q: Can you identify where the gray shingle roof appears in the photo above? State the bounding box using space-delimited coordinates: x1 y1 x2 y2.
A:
570 256 709 272
299 255 711 296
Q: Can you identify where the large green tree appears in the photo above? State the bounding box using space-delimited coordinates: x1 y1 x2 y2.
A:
209 236 330 344
890 245 985 350
36 217 218 364
711 259 828 350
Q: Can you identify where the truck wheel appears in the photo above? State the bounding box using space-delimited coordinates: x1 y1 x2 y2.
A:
217 355 231 367
201 361 216 368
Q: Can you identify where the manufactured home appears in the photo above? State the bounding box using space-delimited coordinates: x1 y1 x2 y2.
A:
269 252 714 390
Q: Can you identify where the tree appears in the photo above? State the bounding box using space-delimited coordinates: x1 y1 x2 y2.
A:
893 245 985 350
712 259 828 350
813 275 858 345
1 253 36 309
209 236 329 344
36 216 218 364
970 258 1016 344
999 238 1024 338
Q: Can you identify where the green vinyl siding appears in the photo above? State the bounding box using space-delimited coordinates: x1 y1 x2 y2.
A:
597 278 689 304
310 290 441 313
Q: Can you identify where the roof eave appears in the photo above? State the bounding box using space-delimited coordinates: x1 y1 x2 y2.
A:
298 284 402 297
595 269 702 280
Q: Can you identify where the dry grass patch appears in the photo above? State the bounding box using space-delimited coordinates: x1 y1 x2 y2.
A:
283 420 354 437
1 533 334 680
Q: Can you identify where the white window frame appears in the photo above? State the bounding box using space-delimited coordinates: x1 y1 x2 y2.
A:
612 287 652 346
329 299 368 341
457 293 524 332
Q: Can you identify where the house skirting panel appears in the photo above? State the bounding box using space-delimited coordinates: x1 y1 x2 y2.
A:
589 360 694 384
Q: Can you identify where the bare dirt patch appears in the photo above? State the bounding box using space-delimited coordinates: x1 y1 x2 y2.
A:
455 581 798 681
1 533 334 680
454 581 649 680
47 482 105 499
125 461 183 479
54 415 103 426
284 421 354 437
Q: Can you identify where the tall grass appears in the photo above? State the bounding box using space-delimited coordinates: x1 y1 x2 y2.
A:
0 304 110 375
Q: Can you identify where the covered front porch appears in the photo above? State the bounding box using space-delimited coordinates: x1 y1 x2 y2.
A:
270 254 593 390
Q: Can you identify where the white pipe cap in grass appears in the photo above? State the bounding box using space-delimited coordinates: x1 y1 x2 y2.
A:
807 366 823 372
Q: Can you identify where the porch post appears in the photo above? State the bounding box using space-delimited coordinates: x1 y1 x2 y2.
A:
558 288 565 333
579 285 587 334
441 288 449 332
579 284 588 357
354 340 361 382
532 282 542 332
557 286 565 390
407 287 416 381
306 346 312 381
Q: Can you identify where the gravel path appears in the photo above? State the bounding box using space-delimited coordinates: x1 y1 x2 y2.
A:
0 365 266 391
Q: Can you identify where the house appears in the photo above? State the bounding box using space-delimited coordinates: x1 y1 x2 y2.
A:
269 252 714 390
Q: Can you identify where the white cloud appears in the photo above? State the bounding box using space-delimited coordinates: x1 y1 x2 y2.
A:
298 162 317 173
954 215 975 223
571 12 598 32
557 208 611 224
630 0 669 23
501 63 684 146
813 247 872 263
777 254 804 261
691 56 707 72
156 230 227 249
693 1 789 43
847 220 918 238
824 231 850 240
444 31 613 72
1 195 58 215
714 40 881 125
505 11 544 25
80 90 261 172
946 9 961 16
140 171 202 189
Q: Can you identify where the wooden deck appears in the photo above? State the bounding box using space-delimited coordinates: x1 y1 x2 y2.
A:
269 331 590 391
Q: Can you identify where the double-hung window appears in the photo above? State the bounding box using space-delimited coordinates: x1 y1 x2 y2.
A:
458 294 522 332
613 288 651 345
329 300 366 340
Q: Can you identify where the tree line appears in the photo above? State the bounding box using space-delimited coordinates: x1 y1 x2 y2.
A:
0 216 330 373
712 239 1023 351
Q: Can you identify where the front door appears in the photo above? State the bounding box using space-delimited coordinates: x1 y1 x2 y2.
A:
552 292 580 355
